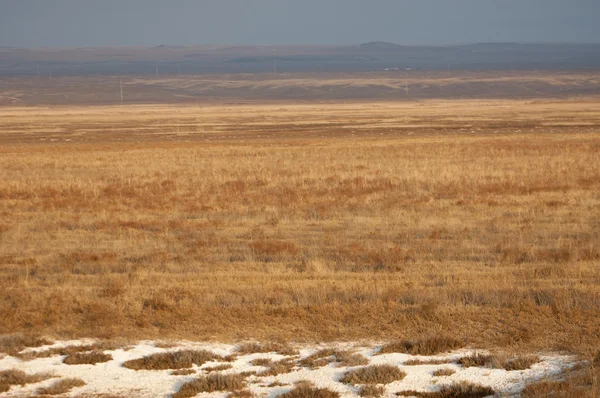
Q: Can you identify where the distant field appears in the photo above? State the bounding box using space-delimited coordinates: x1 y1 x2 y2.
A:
1 99 599 359
1 71 600 105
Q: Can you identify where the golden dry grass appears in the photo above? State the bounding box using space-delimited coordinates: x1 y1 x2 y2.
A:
300 349 368 369
432 369 456 377
37 377 86 395
0 100 599 356
63 351 113 365
457 353 540 370
173 373 247 398
0 369 53 393
379 337 465 356
397 382 495 397
341 365 406 385
122 350 219 370
278 381 341 398
0 334 51 356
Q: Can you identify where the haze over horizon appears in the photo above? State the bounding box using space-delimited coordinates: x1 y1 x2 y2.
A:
1 0 600 48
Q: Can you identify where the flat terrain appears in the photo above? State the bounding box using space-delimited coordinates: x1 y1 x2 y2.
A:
1 99 599 361
2 71 600 106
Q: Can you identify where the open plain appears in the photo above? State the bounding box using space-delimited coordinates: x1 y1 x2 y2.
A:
1 74 600 396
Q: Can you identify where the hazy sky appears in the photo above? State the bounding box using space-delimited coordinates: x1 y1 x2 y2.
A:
1 0 599 47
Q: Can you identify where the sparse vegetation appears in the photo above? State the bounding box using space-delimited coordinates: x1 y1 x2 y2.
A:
173 373 247 398
433 369 456 377
63 351 112 365
204 364 233 372
458 353 540 371
397 382 495 397
236 342 298 356
257 358 296 376
0 369 53 393
230 389 257 398
37 378 86 395
522 360 600 397
341 364 406 385
278 381 340 398
300 349 368 368
0 334 51 356
359 385 386 397
380 337 465 356
123 350 219 370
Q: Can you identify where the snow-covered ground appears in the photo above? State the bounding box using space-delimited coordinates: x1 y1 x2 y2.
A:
0 340 576 397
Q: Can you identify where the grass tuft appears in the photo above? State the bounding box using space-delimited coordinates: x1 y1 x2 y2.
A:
300 349 368 369
0 369 53 393
380 337 465 356
278 381 340 398
433 368 456 377
458 353 540 371
236 342 298 356
359 385 386 397
397 382 495 397
37 378 86 395
173 373 247 398
63 351 112 365
123 350 219 370
341 364 406 385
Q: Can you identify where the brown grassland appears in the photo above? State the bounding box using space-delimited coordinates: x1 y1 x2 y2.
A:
0 98 599 361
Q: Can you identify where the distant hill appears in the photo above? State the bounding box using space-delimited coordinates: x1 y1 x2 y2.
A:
359 41 404 50
2 42 600 76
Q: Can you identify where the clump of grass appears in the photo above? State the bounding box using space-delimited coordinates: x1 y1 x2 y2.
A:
458 353 540 371
204 363 233 372
0 369 53 393
278 381 340 398
380 337 465 356
0 334 51 355
300 349 368 369
457 353 493 368
504 355 540 371
254 358 296 376
397 382 495 397
19 342 120 360
405 359 454 366
123 350 219 370
37 378 86 395
359 385 385 397
236 342 298 356
522 361 600 397
230 389 256 398
63 351 112 365
173 373 247 398
341 365 406 385
433 368 456 377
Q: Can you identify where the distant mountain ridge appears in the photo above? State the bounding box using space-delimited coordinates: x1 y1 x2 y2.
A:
2 42 600 76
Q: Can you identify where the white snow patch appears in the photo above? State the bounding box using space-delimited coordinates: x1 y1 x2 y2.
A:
0 340 577 398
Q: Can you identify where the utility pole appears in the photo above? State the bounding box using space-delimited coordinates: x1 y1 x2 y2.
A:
37 64 40 78
120 78 124 104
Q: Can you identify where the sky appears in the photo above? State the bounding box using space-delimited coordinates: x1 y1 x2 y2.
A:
1 0 599 48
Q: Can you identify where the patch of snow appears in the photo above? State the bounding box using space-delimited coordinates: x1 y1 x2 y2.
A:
0 340 577 398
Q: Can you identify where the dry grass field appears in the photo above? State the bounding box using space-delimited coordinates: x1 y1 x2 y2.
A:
0 98 599 367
